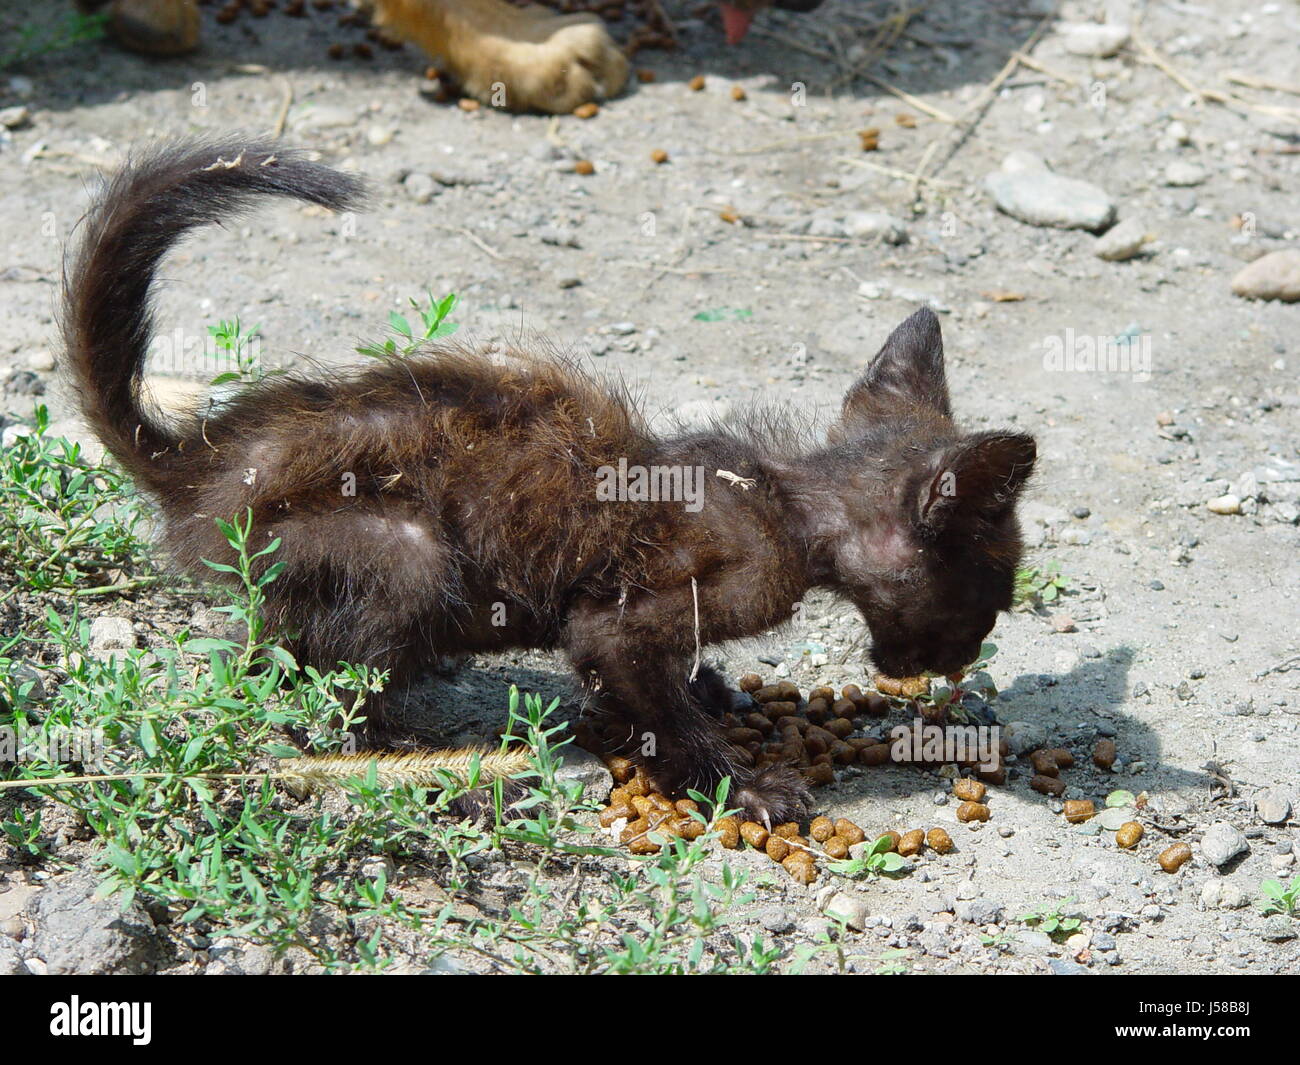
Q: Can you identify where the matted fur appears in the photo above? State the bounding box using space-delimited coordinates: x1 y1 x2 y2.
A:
62 138 1035 823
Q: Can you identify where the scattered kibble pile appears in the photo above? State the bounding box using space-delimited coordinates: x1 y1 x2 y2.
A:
581 672 1178 880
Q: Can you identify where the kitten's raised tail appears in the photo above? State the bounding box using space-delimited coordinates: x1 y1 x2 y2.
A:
60 138 367 493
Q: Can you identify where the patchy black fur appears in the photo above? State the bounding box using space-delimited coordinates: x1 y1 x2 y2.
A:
63 138 1035 824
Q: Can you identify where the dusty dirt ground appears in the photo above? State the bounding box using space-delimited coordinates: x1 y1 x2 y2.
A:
0 0 1298 974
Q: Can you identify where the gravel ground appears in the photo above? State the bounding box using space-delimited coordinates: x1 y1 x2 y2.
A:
0 0 1297 974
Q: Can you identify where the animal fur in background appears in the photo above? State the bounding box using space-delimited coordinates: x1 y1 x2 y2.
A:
77 0 827 113
62 139 1035 823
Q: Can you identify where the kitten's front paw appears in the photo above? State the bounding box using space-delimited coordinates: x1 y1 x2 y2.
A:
735 765 812 827
384 0 629 114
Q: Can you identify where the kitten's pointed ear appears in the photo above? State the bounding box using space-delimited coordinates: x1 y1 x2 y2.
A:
839 308 951 435
918 431 1036 528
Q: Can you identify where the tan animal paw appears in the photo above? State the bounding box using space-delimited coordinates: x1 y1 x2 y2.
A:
373 0 629 114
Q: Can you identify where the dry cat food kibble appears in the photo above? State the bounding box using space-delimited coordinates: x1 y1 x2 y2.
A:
650 149 669 165
1093 738 1117 769
1159 842 1193 873
953 778 986 803
874 674 929 698
765 835 790 862
1116 821 1144 849
574 160 596 175
879 830 902 851
1052 748 1075 769
782 852 818 885
1030 774 1067 797
823 836 850 860
927 827 954 854
689 74 706 91
740 821 769 849
1029 749 1060 777
834 819 867 845
956 801 991 823
573 102 600 119
809 815 835 843
716 816 741 850
898 828 925 856
730 85 747 101
1063 799 1095 824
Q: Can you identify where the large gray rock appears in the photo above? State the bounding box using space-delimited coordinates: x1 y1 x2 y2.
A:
0 934 24 975
1002 719 1047 757
30 874 158 975
1256 789 1292 825
1232 250 1300 302
985 154 1116 232
1199 822 1248 868
88 615 136 655
555 747 614 803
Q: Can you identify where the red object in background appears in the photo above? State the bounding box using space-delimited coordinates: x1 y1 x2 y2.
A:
719 3 757 44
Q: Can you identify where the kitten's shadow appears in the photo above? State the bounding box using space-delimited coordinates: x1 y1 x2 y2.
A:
839 644 1213 803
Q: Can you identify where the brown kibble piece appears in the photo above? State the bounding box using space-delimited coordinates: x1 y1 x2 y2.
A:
927 827 954 854
674 798 699 816
627 835 660 854
782 853 817 884
823 835 850 860
977 764 1007 786
730 85 746 101
898 828 924 856
895 112 916 127
689 74 706 91
956 801 991 823
679 818 706 840
1093 739 1117 770
1159 841 1192 873
1052 748 1075 769
810 686 836 703
1063 799 1095 824
953 778 986 803
1116 821 1143 849
858 743 891 767
574 159 595 175
753 685 784 703
599 804 634 827
636 68 656 83
809 816 835 843
607 756 634 783
738 672 763 693
772 822 799 839
802 763 834 786
1029 749 1059 777
716 816 741 849
740 821 770 849
1030 774 1067 797
719 207 740 224
650 148 669 165
573 102 600 119
326 41 345 59
457 98 480 112
834 819 866 845
879 830 902 851
765 835 790 862
859 129 879 151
